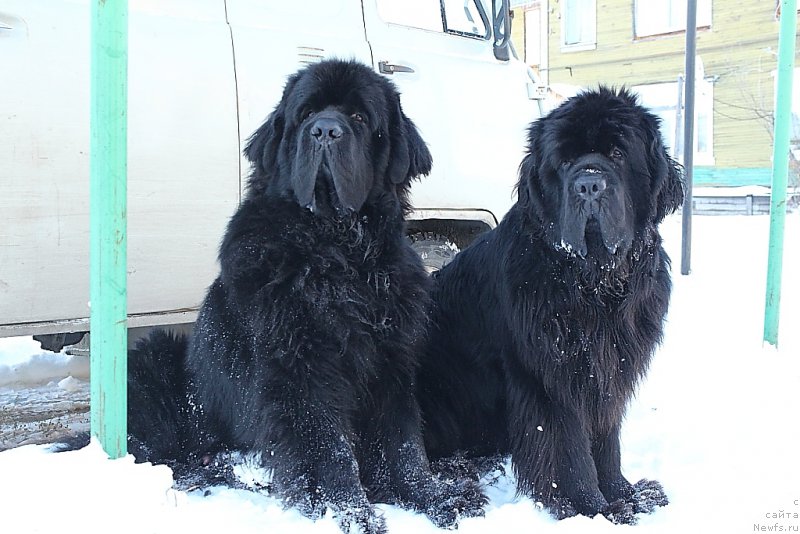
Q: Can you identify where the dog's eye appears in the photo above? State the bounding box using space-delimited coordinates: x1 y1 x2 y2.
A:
610 147 624 159
302 109 316 121
351 113 366 123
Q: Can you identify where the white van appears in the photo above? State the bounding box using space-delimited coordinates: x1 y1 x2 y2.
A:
0 0 542 348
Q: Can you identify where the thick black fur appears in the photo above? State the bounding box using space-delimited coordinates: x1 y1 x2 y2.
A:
126 59 484 533
417 87 683 524
126 331 192 462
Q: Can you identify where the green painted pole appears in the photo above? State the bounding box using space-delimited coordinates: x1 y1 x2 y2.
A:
763 0 796 348
90 0 128 458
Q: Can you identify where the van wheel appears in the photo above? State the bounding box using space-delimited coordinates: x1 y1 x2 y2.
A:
408 232 460 273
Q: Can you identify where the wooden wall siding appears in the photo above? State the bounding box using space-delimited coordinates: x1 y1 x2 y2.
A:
514 1 800 178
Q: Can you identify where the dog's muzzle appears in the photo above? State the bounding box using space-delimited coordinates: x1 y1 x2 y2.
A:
557 155 630 258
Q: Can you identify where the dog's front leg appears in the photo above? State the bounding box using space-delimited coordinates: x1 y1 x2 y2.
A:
504 370 613 520
256 382 386 534
593 423 634 502
360 374 486 528
594 423 668 520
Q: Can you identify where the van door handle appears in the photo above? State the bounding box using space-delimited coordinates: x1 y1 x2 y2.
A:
0 15 15 30
378 61 414 75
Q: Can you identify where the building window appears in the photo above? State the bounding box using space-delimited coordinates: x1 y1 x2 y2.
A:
561 0 596 51
789 68 800 174
525 5 543 66
634 0 712 38
634 78 715 166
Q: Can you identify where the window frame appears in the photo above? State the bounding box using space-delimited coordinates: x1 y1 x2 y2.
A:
633 78 715 166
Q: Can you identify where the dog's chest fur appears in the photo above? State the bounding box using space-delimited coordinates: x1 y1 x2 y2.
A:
511 233 669 427
226 197 429 384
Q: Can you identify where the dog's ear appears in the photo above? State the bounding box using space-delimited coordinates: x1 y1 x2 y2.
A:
244 76 298 179
516 151 537 208
387 99 432 188
646 120 686 223
656 152 685 222
516 120 545 213
244 109 284 179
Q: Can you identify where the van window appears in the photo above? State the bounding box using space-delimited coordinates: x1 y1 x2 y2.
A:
377 0 489 38
442 0 488 37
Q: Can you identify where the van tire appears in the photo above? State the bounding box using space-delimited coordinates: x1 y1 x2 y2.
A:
408 232 460 273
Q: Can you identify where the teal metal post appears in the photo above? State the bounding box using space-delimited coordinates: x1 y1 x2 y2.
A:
90 0 129 458
681 0 697 276
763 0 796 347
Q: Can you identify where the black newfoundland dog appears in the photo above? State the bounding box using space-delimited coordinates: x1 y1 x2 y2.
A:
127 59 483 533
417 87 684 524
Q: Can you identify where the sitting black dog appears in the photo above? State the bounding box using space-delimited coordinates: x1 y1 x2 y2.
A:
127 59 484 533
418 87 684 524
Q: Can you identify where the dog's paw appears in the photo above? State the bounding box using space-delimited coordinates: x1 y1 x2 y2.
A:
544 494 579 520
418 478 487 529
429 453 507 485
603 498 637 525
334 505 386 534
629 478 669 514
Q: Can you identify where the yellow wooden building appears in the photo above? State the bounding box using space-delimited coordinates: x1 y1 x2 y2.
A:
511 0 800 187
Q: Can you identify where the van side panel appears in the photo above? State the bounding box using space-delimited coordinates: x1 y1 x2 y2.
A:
0 1 238 333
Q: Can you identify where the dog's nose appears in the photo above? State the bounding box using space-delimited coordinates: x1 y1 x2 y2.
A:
574 172 608 200
310 118 343 144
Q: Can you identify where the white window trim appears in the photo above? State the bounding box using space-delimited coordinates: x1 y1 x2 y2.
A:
634 0 712 39
782 67 800 162
693 77 715 166
560 42 597 53
560 0 597 52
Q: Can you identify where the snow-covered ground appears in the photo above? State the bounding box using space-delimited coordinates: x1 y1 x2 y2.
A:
1 213 799 533
0 339 90 448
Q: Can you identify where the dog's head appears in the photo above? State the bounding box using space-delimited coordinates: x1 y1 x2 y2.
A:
517 87 684 260
244 59 432 217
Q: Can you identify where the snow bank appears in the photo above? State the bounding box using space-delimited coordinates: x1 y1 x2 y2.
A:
0 352 89 387
0 441 178 531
